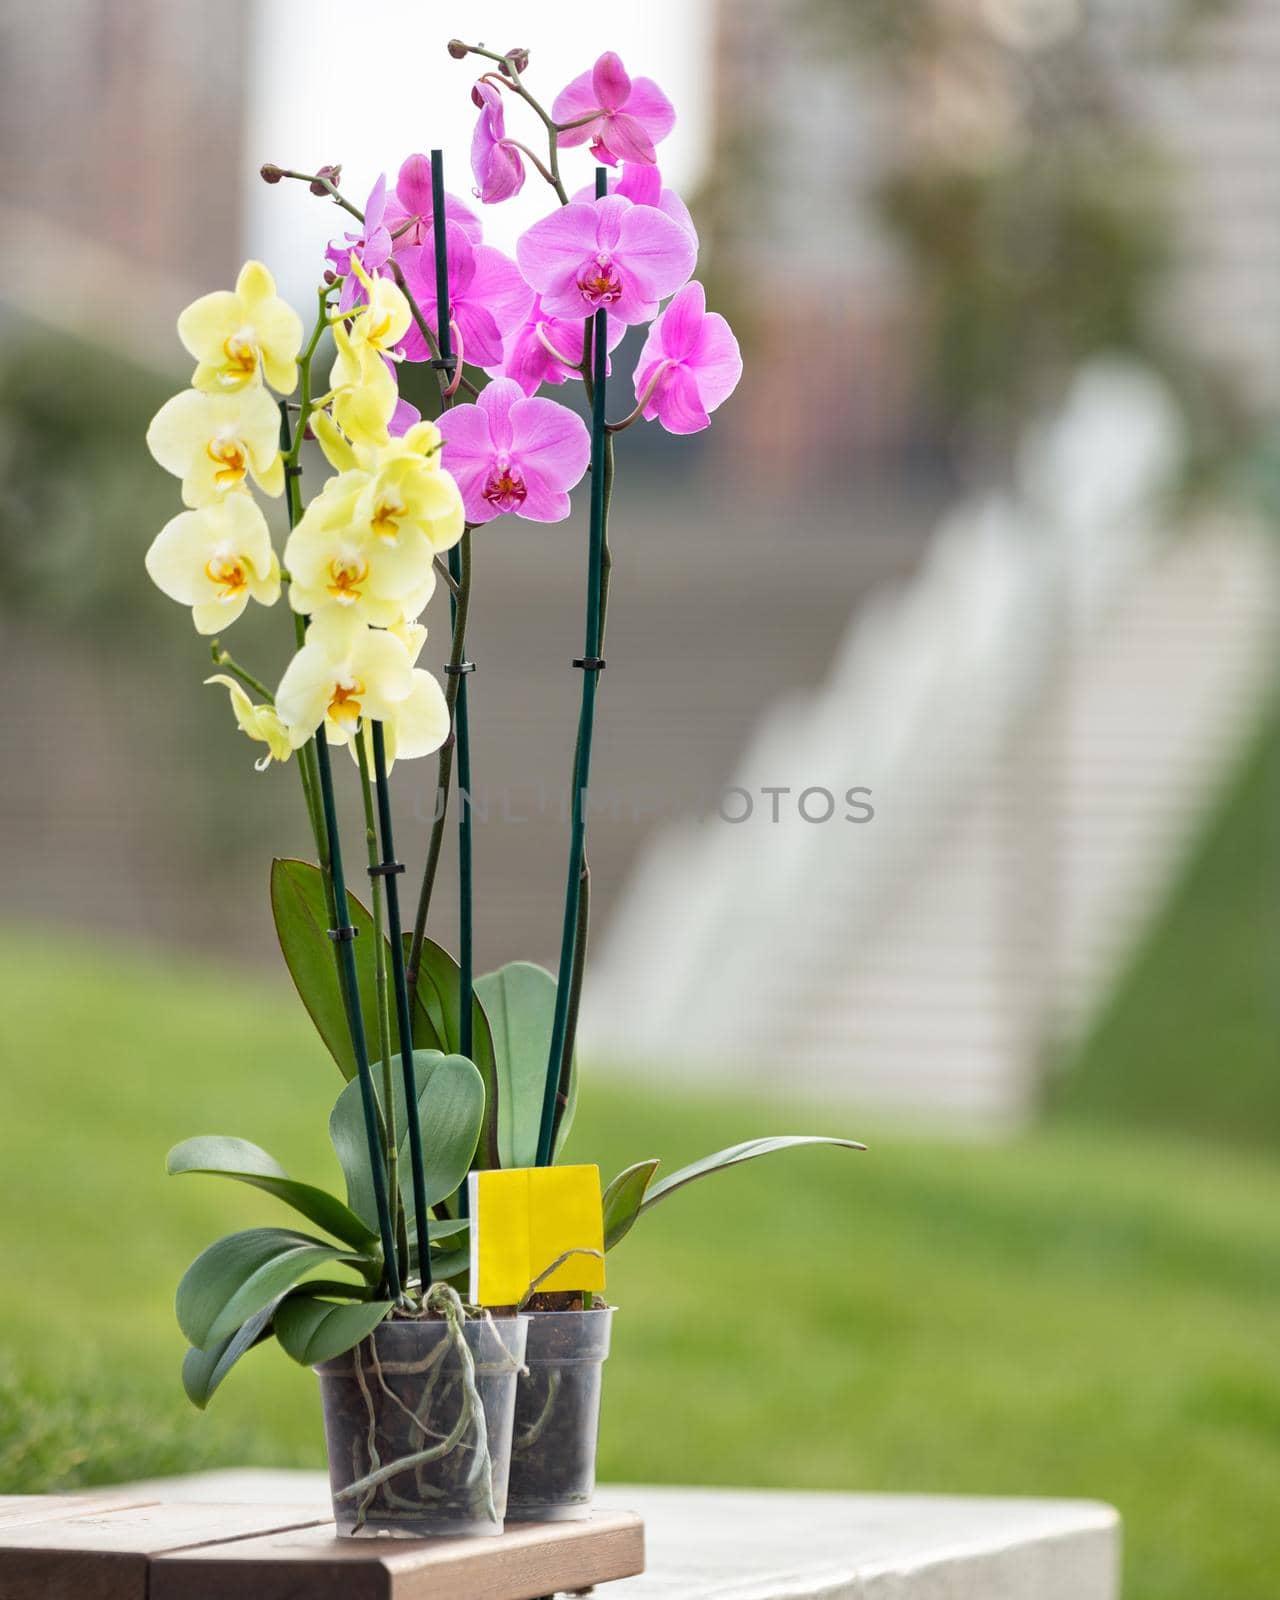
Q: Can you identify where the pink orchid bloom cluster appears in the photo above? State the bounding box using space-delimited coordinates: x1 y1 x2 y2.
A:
325 46 742 528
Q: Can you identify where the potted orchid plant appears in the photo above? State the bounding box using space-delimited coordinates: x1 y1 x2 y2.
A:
147 37 861 1540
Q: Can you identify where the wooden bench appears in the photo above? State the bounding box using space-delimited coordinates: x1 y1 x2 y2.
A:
0 1469 1121 1599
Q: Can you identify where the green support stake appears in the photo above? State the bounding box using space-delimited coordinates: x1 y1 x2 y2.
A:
280 404 401 1301
371 721 433 1289
429 146 475 1065
536 165 610 1169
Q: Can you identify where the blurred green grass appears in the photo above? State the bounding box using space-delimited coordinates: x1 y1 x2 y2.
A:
1051 707 1280 1150
1 925 1279 1599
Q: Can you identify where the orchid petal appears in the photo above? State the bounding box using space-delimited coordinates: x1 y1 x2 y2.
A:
655 281 706 363
651 364 710 434
689 312 743 413
624 76 677 144
600 112 657 166
510 395 591 487
591 50 632 110
551 69 602 143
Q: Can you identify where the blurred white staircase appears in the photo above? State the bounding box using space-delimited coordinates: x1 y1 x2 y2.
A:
582 363 1280 1128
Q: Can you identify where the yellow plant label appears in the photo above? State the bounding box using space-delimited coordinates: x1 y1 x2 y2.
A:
468 1164 606 1307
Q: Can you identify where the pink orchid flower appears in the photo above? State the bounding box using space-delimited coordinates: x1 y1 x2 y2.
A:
325 174 392 313
471 81 526 204
384 153 483 252
516 194 695 326
436 377 590 524
494 293 626 397
633 281 742 435
552 51 674 166
399 221 533 369
572 162 697 245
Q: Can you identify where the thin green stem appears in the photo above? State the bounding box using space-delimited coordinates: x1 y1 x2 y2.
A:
406 532 472 990
371 721 433 1291
357 731 403 1282
386 258 480 400
457 45 568 202
276 168 364 222
208 643 274 703
314 731 402 1303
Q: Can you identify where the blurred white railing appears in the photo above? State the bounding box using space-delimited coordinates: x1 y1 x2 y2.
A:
582 361 1280 1128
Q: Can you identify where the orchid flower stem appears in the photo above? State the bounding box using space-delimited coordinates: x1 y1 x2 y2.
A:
314 729 403 1303
387 259 481 401
422 149 475 1065
277 404 399 1302
537 165 612 1169
407 152 478 1031
502 138 557 189
406 530 472 992
275 403 335 915
277 169 365 222
209 643 273 703
607 364 671 433
454 43 569 203
433 554 462 598
370 719 434 1292
356 730 404 1282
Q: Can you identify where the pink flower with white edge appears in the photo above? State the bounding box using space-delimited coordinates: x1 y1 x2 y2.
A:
399 222 532 368
471 81 526 203
495 294 626 397
571 162 697 245
384 153 483 252
633 281 742 435
552 51 674 166
436 377 590 524
516 194 695 326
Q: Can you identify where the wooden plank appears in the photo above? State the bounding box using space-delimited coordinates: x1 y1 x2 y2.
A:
0 1500 332 1600
151 1509 646 1600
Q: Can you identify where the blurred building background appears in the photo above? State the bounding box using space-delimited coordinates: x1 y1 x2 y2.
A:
1 0 1277 1129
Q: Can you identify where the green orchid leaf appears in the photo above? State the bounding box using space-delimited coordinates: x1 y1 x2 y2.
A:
274 1296 393 1367
329 1051 485 1231
476 961 577 1168
271 859 442 1081
166 1136 377 1251
642 1136 866 1219
177 1227 360 1349
181 1298 277 1410
602 1159 662 1251
407 937 499 1168
428 1248 470 1285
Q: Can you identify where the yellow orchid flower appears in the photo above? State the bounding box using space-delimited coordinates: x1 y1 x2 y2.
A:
204 675 292 770
329 329 401 451
178 260 303 395
338 257 412 364
145 493 281 633
146 387 284 506
274 611 449 762
284 470 437 628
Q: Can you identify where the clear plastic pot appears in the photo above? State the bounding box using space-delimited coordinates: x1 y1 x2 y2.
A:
506 1306 613 1523
316 1313 528 1538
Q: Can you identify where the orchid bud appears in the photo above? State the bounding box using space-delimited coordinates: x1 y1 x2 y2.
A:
259 162 283 185
310 164 341 196
447 39 470 59
322 269 338 286
500 47 530 75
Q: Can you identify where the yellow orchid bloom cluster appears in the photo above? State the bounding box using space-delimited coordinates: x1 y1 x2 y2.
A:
145 258 463 772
